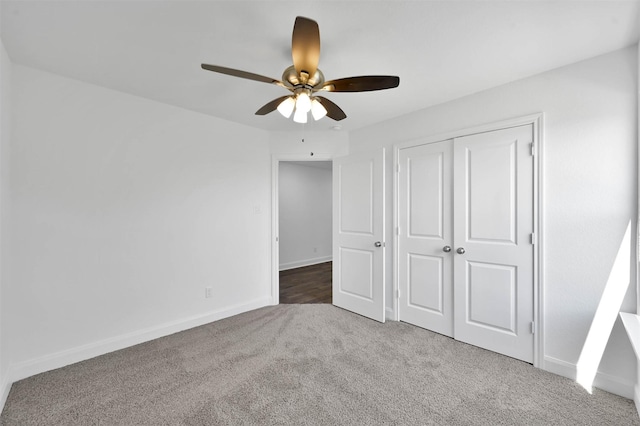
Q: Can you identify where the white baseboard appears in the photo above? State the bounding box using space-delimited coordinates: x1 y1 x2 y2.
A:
279 256 332 271
385 307 395 321
7 297 271 384
543 355 634 399
634 383 640 417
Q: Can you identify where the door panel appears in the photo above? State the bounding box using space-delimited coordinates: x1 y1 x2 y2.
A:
453 125 534 363
467 261 517 334
408 254 443 312
398 141 453 336
339 248 374 300
466 141 517 243
339 161 374 234
333 149 385 322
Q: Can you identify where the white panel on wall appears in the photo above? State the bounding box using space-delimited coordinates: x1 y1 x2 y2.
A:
279 161 332 270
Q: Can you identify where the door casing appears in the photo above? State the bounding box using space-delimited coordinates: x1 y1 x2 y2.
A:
271 153 334 305
393 113 544 367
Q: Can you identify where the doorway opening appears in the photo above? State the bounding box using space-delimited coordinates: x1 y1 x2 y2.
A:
272 157 333 304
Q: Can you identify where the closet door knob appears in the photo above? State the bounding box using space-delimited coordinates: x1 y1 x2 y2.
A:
456 247 465 254
443 246 452 252
374 241 382 248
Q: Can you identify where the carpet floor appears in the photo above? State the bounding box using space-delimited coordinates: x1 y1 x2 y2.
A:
1 304 638 425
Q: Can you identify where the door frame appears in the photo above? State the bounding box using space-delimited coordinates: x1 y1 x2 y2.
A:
271 153 334 305
393 113 545 367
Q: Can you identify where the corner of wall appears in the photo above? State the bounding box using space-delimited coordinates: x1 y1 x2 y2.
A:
0 374 10 415
636 39 639 418
635 368 640 417
0 32 12 415
8 297 270 385
543 355 635 399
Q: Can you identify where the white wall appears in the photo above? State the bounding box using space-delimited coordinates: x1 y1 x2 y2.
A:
350 46 638 397
269 130 349 158
7 65 272 380
279 162 332 270
0 36 12 406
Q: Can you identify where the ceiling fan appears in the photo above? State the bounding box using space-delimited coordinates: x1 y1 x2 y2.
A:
201 16 400 123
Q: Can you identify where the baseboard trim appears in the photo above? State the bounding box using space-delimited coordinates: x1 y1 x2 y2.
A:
8 297 271 384
279 256 332 271
385 307 395 321
543 355 634 399
634 383 640 417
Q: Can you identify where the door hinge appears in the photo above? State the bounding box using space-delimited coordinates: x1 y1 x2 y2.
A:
396 226 400 236
530 233 536 245
396 288 400 299
530 143 535 156
530 321 536 334
396 163 400 173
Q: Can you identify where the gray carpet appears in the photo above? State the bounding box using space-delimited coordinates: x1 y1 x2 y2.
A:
1 304 638 425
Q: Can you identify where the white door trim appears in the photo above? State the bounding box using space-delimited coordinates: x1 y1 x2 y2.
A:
393 113 545 367
270 153 334 305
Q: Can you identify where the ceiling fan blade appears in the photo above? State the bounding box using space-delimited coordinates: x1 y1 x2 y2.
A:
201 64 286 88
315 96 347 121
292 16 320 80
255 96 291 116
319 76 400 92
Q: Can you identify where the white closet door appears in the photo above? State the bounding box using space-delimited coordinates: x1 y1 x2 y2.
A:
453 125 534 363
398 140 453 336
333 149 386 322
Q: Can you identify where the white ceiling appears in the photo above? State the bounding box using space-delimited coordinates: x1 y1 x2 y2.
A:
2 1 639 133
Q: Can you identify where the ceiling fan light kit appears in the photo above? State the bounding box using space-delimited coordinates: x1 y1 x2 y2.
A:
276 96 295 118
293 106 308 124
201 16 400 124
310 98 328 121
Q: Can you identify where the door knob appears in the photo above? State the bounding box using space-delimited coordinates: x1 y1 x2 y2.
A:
456 247 465 254
443 246 452 252
374 241 382 248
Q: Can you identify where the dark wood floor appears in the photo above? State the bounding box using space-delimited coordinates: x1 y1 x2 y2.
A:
279 261 332 304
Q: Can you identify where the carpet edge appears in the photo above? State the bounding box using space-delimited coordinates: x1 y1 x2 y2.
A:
7 296 272 384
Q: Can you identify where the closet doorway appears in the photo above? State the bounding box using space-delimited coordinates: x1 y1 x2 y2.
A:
274 159 333 304
396 120 541 364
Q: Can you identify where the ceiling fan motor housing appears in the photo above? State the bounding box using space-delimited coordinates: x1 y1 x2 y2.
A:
282 65 325 89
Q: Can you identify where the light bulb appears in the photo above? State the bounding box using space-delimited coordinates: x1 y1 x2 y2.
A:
293 107 308 124
296 92 311 113
277 97 295 118
310 98 327 121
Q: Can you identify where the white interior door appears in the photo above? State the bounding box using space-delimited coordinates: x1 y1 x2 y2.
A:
398 140 453 336
453 125 534 363
333 149 385 322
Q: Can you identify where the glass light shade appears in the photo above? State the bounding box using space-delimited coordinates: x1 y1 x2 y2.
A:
293 107 308 124
296 92 312 113
310 99 327 121
277 97 295 118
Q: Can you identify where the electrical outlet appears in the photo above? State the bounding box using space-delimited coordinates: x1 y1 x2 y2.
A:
313 247 318 253
205 287 212 298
